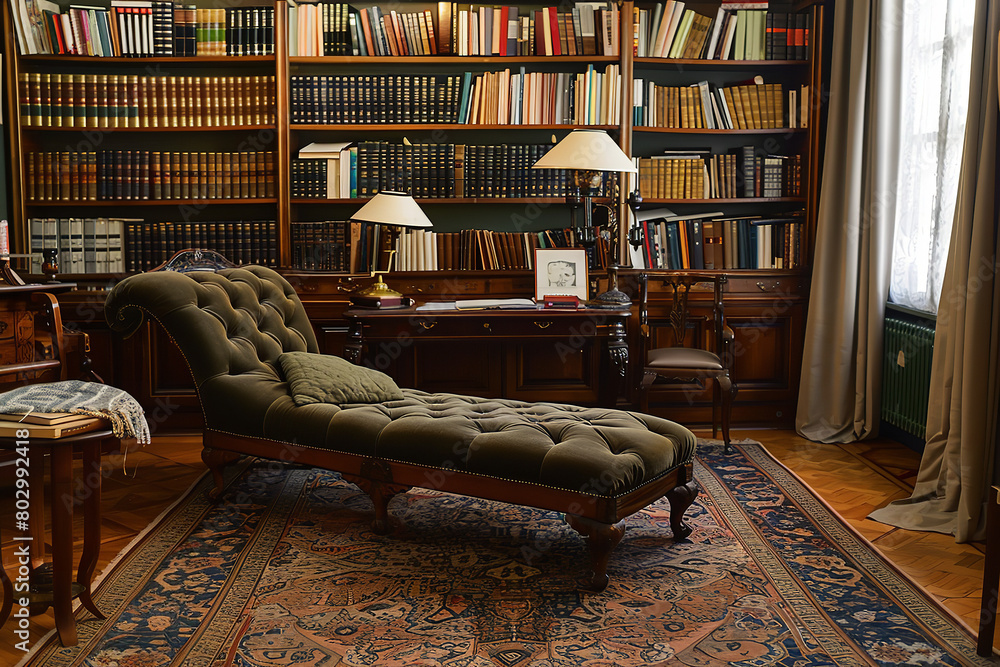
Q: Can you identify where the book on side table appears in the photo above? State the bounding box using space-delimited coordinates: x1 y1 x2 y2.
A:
0 412 108 439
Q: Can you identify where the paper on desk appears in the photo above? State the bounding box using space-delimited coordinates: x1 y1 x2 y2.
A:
416 298 538 312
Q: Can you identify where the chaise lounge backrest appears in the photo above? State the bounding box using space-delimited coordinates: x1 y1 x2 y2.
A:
107 265 318 436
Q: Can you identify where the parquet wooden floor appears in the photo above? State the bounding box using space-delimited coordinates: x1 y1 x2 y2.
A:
0 429 993 661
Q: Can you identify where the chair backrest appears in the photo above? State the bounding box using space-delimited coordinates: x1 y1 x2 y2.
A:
105 265 319 389
639 272 728 356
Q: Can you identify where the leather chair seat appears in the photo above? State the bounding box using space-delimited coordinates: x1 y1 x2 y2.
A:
646 347 724 370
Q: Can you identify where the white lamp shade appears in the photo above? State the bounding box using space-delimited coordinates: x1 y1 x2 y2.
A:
531 129 637 173
350 191 433 228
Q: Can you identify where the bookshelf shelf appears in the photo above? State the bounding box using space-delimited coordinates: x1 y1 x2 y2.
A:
28 125 278 132
18 56 278 64
290 56 621 65
290 124 620 131
639 198 807 205
25 199 279 207
633 57 810 67
633 128 808 135
293 197 600 205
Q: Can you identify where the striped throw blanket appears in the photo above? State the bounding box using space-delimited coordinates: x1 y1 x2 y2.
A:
0 380 151 443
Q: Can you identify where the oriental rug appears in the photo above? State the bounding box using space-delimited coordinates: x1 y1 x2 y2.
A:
18 440 991 666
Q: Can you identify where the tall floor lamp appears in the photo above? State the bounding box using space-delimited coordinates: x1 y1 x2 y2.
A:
531 129 637 308
350 191 433 299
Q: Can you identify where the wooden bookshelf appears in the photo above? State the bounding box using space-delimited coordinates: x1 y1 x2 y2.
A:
1 0 831 427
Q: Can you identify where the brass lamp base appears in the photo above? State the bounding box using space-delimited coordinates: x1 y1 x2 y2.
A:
356 274 402 299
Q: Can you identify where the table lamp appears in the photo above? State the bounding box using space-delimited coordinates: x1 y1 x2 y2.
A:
350 191 433 299
531 129 637 308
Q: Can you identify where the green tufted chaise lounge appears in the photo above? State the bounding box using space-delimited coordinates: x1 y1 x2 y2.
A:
105 265 699 591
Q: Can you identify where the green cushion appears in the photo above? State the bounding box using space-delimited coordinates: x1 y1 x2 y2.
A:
278 352 404 406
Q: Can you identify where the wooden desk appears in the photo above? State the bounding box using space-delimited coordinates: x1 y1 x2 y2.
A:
344 305 630 407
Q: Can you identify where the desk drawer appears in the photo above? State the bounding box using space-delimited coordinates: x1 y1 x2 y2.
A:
401 313 620 339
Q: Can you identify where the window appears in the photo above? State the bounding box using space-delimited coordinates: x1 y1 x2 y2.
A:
889 0 975 314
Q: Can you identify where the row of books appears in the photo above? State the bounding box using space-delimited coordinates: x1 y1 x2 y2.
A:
289 65 620 126
290 220 348 271
11 0 275 56
633 210 804 271
291 141 618 200
464 65 620 126
450 3 620 57
637 149 802 200
25 151 276 202
634 79 803 130
19 73 276 129
633 3 811 61
123 220 279 272
287 2 620 58
394 228 589 272
28 217 125 274
290 2 439 57
289 221 609 274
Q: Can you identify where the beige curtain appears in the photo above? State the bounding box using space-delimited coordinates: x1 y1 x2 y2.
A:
795 0 900 443
868 1 999 542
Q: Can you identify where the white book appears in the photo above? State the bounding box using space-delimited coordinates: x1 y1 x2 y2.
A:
659 1 685 57
423 229 435 271
719 13 738 59
94 218 109 272
83 218 97 272
299 141 353 159
705 7 726 59
646 3 664 57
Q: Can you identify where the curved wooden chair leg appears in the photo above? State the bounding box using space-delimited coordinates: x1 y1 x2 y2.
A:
665 478 699 540
717 374 736 454
639 371 656 413
565 514 627 592
201 447 241 501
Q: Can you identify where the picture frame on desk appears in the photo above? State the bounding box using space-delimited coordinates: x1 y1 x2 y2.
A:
534 248 588 302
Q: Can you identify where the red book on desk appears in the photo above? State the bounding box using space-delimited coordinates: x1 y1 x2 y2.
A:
542 294 580 309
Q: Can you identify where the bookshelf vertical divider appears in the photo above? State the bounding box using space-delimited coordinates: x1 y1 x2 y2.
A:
4 2 26 252
276 0 292 267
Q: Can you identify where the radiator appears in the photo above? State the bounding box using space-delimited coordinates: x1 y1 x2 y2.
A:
881 315 935 439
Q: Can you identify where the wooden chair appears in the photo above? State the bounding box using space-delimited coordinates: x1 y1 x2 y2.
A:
638 272 737 453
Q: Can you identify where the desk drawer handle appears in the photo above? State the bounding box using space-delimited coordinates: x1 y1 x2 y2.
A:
418 321 436 330
534 321 552 329
483 323 491 331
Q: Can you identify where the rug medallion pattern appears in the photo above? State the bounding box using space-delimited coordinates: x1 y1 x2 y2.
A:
19 441 989 666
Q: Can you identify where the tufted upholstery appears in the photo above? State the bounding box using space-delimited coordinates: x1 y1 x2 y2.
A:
105 266 696 498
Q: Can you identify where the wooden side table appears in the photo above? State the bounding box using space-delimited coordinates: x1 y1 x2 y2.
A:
0 427 124 646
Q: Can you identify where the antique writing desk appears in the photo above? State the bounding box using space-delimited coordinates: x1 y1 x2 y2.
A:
344 304 630 407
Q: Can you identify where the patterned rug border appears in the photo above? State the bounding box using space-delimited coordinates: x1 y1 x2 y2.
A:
15 438 994 666
15 457 255 667
728 439 984 645
714 439 988 663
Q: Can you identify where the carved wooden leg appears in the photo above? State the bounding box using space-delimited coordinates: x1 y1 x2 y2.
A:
718 373 736 454
665 479 700 540
368 483 408 535
346 460 411 535
639 371 656 414
565 514 626 592
201 447 241 501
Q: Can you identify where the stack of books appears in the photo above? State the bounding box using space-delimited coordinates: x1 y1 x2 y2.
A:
0 412 107 439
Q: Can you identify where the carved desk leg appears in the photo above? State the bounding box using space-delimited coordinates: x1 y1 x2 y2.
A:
604 319 629 407
344 321 364 365
565 514 626 592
